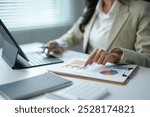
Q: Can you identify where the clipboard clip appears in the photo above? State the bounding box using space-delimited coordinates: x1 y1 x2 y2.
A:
122 68 133 77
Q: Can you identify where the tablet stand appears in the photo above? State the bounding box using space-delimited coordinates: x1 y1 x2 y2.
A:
2 40 18 69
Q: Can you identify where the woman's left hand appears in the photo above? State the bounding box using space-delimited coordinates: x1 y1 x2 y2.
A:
84 48 123 66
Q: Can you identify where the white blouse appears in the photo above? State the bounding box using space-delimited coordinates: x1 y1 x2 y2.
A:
88 0 117 53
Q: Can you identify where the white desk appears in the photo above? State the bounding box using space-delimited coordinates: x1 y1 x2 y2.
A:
0 43 150 100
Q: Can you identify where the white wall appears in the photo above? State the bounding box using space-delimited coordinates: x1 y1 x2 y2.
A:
0 0 84 52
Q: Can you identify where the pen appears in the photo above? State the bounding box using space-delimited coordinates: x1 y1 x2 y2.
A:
40 45 66 53
40 45 65 49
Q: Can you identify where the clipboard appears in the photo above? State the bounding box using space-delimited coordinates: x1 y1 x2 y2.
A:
48 59 139 85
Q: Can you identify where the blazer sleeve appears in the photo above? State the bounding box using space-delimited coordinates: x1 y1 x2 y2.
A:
55 17 83 49
120 3 150 67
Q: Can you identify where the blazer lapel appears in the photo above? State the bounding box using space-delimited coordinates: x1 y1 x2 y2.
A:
106 3 131 50
83 11 98 53
83 2 131 52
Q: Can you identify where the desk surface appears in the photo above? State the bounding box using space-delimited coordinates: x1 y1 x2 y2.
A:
0 42 150 100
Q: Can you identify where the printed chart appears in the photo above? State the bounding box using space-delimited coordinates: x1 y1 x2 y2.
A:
100 70 118 76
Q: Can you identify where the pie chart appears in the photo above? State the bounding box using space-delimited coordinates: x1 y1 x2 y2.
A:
100 70 118 76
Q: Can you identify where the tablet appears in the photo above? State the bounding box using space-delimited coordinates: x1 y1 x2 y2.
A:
0 19 63 69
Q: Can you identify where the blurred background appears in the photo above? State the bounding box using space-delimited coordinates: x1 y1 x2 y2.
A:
0 0 84 51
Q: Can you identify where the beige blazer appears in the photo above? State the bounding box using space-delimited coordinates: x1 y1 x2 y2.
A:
56 0 150 67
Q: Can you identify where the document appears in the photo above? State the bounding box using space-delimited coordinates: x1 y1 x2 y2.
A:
48 58 138 85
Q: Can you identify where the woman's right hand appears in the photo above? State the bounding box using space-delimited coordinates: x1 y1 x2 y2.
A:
47 41 63 54
48 41 63 54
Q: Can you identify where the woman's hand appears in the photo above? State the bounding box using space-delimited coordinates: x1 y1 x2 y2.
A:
47 41 63 54
41 41 64 54
84 48 123 66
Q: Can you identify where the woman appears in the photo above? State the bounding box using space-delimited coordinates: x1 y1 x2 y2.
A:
46 0 150 67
